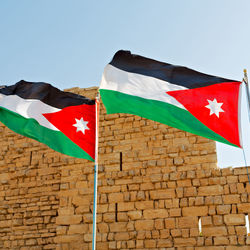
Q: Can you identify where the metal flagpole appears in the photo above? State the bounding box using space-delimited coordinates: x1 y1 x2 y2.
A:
243 69 250 122
92 91 100 250
242 69 250 184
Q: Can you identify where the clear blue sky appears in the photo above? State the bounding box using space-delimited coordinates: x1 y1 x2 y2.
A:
1 0 250 167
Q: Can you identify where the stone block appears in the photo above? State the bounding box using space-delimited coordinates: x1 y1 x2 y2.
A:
224 214 245 225
177 179 192 187
178 216 198 228
136 239 144 248
0 220 12 228
127 210 142 220
56 215 82 225
83 213 94 223
135 220 154 230
72 196 91 206
68 224 88 234
227 175 238 183
198 185 224 196
58 207 74 216
54 235 83 243
140 182 154 190
237 203 250 213
150 189 176 199
217 205 231 214
213 215 223 225
174 157 184 165
195 196 204 206
173 137 189 145
182 206 208 216
169 208 181 217
118 202 134 211
235 225 247 235
99 186 121 193
214 236 229 245
226 247 250 250
164 218 175 229
75 181 88 188
171 228 181 237
184 187 197 197
127 240 135 248
174 237 196 246
114 232 130 241
157 239 173 247
202 226 227 236
117 212 128 222
109 222 127 232
0 173 9 184
135 201 154 210
103 213 115 223
143 209 168 219
155 219 164 230
108 193 124 203
144 239 156 248
223 194 240 204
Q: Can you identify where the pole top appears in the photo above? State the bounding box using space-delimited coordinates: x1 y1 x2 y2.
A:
96 90 100 102
244 69 247 74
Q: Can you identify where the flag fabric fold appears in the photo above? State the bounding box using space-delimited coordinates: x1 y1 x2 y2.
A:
100 50 242 148
0 80 96 161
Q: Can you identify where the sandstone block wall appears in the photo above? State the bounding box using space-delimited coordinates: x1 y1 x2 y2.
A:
0 87 249 249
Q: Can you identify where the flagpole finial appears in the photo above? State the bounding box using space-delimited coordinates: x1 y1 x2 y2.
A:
243 69 248 84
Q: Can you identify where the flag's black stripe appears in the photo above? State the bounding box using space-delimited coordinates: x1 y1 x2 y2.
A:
110 50 238 89
0 80 95 109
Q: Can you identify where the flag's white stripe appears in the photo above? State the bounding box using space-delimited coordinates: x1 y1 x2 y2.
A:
100 64 187 110
0 93 60 131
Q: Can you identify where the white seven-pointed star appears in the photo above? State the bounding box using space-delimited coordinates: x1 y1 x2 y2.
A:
205 98 224 118
73 117 89 134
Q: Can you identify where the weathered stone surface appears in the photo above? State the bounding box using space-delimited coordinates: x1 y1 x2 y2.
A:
150 189 176 199
108 193 124 203
68 224 88 234
217 205 231 215
223 194 240 204
127 210 142 220
198 185 224 196
157 238 173 247
237 203 250 213
202 226 228 236
174 237 196 246
56 215 82 225
143 209 168 219
224 214 245 225
178 216 198 228
182 206 208 216
165 218 176 229
117 202 134 211
109 222 127 232
135 220 154 230
0 173 9 184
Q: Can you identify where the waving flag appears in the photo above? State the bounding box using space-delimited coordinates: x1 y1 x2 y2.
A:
0 80 95 161
100 50 242 147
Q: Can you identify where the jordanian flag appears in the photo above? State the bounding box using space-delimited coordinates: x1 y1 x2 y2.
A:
0 80 96 161
100 50 242 147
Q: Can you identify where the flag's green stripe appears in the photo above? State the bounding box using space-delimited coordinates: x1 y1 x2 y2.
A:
0 107 94 161
100 89 237 147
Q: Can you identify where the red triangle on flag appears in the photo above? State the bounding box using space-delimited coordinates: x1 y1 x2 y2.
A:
43 104 96 159
167 82 242 147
